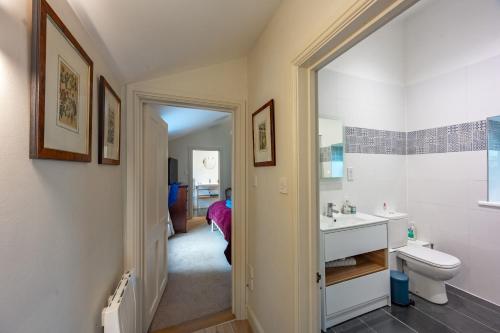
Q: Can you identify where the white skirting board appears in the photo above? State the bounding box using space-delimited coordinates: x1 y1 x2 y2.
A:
247 306 265 333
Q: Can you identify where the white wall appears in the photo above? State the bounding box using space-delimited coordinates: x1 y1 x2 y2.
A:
404 0 500 305
168 118 233 194
0 0 125 332
325 18 405 85
246 1 361 331
404 0 500 85
318 18 407 217
130 58 247 103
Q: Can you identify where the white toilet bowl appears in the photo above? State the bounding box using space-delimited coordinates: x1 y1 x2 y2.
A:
376 211 462 305
397 245 461 304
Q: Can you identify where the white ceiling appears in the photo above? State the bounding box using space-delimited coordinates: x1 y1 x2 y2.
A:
149 104 230 140
68 0 281 82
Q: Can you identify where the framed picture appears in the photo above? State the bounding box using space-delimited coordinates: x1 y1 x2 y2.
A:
252 99 276 167
30 0 93 162
98 76 121 165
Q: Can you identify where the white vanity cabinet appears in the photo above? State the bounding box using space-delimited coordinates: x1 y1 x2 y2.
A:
320 220 390 331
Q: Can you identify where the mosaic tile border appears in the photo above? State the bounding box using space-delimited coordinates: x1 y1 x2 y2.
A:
344 127 406 155
406 120 486 154
343 120 487 155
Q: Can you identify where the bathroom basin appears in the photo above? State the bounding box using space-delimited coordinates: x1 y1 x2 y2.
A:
320 212 388 231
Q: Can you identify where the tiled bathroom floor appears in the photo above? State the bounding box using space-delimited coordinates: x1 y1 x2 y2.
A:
329 285 500 333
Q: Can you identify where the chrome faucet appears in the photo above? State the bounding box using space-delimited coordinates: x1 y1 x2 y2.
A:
326 203 339 217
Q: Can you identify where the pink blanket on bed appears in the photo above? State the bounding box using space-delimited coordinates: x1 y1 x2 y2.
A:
206 200 232 264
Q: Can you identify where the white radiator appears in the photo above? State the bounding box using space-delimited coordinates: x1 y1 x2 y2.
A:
102 271 136 333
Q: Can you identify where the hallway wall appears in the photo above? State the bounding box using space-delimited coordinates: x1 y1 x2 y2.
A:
0 1 124 332
246 0 360 331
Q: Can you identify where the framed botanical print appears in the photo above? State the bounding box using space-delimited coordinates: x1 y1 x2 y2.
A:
30 0 93 162
252 99 276 167
98 76 121 165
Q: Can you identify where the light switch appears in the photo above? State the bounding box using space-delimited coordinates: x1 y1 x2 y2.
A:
279 177 288 194
253 175 258 187
347 167 354 181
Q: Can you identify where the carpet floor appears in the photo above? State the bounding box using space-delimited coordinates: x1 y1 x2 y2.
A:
150 218 232 331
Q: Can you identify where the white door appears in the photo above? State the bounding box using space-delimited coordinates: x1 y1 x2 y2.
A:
143 108 169 330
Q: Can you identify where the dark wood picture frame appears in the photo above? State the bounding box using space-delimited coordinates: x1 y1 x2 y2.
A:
252 99 276 167
98 76 121 165
30 0 93 162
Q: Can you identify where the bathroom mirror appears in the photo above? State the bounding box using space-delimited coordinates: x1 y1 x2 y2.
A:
487 116 500 202
318 118 344 179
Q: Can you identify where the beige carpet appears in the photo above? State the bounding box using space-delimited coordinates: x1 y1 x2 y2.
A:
150 218 232 331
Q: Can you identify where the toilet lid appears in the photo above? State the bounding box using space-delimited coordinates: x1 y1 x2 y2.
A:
397 245 461 269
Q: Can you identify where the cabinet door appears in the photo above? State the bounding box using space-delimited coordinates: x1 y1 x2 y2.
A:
325 270 389 315
324 224 387 262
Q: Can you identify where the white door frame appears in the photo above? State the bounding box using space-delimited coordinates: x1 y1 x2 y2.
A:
290 1 416 332
189 146 224 217
125 87 247 332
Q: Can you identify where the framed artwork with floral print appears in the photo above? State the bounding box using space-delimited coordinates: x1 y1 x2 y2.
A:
98 76 121 165
30 0 93 162
252 99 276 167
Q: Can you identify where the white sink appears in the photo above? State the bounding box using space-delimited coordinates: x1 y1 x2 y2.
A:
320 212 388 231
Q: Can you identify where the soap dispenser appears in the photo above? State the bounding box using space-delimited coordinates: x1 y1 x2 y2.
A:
408 223 417 240
342 200 351 214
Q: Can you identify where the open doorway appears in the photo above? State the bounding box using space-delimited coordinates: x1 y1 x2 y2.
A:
191 149 221 217
291 0 500 332
125 88 246 333
145 103 234 332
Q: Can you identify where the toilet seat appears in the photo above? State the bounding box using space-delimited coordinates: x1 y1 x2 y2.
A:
397 245 461 269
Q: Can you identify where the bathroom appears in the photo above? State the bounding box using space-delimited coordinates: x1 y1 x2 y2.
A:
318 0 500 331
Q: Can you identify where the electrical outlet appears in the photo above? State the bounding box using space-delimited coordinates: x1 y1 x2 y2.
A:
247 264 255 291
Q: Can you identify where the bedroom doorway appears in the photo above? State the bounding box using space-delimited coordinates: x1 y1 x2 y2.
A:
191 149 221 217
125 88 246 333
145 103 234 332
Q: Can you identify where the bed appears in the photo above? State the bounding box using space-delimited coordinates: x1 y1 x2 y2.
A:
206 188 232 264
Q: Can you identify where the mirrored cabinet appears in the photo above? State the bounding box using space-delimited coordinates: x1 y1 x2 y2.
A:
319 118 344 179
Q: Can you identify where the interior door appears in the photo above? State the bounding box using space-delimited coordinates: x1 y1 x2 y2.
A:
143 108 169 330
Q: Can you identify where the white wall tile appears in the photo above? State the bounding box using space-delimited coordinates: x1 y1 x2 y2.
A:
466 55 500 121
467 210 500 304
406 69 468 131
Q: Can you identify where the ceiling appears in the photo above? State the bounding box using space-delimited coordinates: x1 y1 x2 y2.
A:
149 104 230 140
68 0 281 82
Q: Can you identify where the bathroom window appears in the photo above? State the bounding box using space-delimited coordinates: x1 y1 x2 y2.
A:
487 116 500 203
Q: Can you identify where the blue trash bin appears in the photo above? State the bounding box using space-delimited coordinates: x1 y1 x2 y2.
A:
390 270 410 306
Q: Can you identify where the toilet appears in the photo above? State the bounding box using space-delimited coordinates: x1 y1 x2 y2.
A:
377 212 461 304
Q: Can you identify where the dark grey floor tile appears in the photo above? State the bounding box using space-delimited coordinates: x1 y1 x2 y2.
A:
387 304 456 333
446 291 500 331
446 285 500 314
360 309 416 333
329 317 373 333
412 295 497 333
